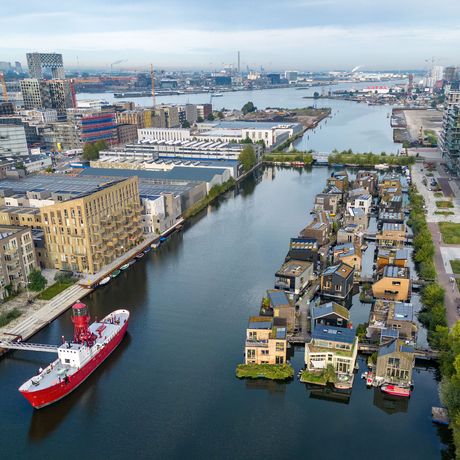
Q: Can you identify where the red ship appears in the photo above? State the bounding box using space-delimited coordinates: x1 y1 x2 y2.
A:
19 302 129 409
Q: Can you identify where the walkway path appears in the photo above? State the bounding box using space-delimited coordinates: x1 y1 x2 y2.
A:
429 222 459 327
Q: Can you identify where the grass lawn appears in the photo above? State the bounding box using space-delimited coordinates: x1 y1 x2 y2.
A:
235 363 294 380
435 211 455 216
457 279 460 292
451 260 460 274
300 366 337 385
0 308 21 327
439 222 460 244
37 281 74 301
434 192 444 198
436 200 454 209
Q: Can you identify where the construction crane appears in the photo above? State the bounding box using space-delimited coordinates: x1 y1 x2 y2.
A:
0 72 8 102
150 64 156 107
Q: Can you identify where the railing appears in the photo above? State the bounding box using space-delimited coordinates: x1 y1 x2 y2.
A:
245 340 269 348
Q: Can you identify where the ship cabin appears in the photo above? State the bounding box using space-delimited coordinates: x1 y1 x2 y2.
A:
58 342 91 368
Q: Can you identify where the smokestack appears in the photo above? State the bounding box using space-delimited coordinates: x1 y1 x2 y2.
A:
238 51 240 74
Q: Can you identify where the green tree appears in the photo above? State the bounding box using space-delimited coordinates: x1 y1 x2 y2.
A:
239 145 257 172
241 101 256 115
217 111 224 119
197 116 204 123
313 91 320 99
28 269 47 292
82 140 108 161
206 113 215 121
182 120 191 128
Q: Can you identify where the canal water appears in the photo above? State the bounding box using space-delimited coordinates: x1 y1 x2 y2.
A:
77 83 401 154
0 167 451 459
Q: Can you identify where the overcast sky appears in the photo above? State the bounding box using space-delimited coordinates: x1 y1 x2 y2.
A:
1 0 460 71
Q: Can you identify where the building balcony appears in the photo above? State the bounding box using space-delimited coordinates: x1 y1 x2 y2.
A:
245 340 269 348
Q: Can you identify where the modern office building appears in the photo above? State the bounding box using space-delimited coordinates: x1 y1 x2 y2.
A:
0 125 28 156
26 52 65 79
0 226 38 299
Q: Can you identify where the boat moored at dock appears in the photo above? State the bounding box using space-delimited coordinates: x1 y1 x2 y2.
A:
381 385 411 398
18 302 130 409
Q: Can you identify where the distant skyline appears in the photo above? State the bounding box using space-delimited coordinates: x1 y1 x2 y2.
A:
1 0 460 71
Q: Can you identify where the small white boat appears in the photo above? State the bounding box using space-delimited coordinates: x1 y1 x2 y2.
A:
120 263 130 270
99 276 111 286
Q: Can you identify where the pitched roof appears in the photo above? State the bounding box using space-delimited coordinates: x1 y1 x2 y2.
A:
311 302 350 321
312 325 356 344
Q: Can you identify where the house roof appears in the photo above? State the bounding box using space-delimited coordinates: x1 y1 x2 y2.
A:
378 339 414 357
379 211 404 222
334 242 354 252
248 316 273 330
312 302 350 321
395 249 408 260
276 259 312 277
392 302 414 322
267 289 291 308
383 265 409 279
289 237 318 250
312 325 356 344
323 262 354 279
347 207 366 217
382 223 405 232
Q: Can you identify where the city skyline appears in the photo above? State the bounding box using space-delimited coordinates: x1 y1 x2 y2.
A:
1 0 460 70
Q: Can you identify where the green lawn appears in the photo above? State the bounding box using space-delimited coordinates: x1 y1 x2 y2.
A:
434 192 444 198
435 211 455 216
0 308 22 327
436 200 454 209
300 366 337 385
451 260 460 275
439 222 460 244
235 363 294 380
37 281 74 301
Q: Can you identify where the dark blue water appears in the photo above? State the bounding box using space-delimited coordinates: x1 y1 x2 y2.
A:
0 167 450 459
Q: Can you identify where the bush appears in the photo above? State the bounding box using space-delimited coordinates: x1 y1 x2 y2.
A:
236 363 293 380
0 308 21 327
327 150 415 166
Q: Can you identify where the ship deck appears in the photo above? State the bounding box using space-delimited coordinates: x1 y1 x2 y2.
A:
19 310 129 393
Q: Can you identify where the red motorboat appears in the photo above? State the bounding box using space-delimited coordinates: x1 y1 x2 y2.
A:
381 384 411 398
19 302 129 409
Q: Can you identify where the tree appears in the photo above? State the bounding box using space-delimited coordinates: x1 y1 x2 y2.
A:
197 116 204 123
28 269 47 292
241 101 256 115
217 111 224 119
313 91 320 99
82 140 108 161
182 120 191 128
206 113 215 121
239 145 257 172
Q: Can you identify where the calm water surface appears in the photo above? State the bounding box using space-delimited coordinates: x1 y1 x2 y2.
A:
0 167 450 459
77 83 401 153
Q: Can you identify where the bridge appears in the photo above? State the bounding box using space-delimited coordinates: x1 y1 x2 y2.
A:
0 340 58 354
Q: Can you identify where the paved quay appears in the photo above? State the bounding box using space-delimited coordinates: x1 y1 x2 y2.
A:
0 219 183 352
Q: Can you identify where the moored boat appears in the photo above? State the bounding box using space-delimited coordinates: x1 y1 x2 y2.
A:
143 246 151 254
135 252 144 259
18 302 129 409
366 372 374 387
381 384 411 398
120 263 130 270
111 269 121 278
99 276 111 286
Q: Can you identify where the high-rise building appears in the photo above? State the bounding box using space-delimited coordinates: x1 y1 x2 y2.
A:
20 78 74 118
285 71 298 83
440 90 460 173
26 52 64 79
152 105 180 128
444 66 459 83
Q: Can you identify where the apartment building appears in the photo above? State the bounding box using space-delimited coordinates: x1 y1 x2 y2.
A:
0 125 28 156
0 226 38 299
372 265 411 302
377 223 407 248
274 259 314 298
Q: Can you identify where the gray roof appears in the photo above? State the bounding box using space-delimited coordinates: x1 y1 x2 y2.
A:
81 166 226 183
248 319 272 330
312 325 355 344
267 290 291 308
383 265 408 279
311 302 350 321
393 302 414 322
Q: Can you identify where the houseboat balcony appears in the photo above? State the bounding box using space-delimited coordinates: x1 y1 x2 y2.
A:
245 340 269 348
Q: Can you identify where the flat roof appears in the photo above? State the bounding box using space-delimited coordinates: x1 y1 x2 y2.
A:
276 259 312 277
267 290 291 308
82 166 226 183
383 265 409 279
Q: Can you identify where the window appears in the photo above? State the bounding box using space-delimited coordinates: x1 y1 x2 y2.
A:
275 356 284 364
247 349 256 359
276 342 284 352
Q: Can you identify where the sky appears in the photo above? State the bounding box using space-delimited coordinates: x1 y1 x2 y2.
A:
1 0 460 71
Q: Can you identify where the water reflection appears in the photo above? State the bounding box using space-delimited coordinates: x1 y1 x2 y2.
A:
373 388 409 415
28 333 131 442
304 383 351 405
244 379 288 397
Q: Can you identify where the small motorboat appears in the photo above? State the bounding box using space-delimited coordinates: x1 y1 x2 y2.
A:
151 242 160 249
135 252 144 259
366 372 374 387
120 263 130 270
381 385 411 398
159 236 168 243
99 276 111 286
143 247 151 254
111 269 121 278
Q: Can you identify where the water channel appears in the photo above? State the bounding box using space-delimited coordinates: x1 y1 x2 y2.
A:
0 166 451 459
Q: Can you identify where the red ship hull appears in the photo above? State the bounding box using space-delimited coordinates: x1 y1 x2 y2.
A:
20 319 128 409
381 385 411 398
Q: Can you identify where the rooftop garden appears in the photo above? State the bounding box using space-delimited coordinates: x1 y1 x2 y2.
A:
235 363 294 381
300 365 336 386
